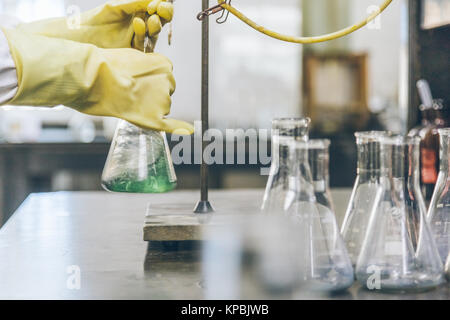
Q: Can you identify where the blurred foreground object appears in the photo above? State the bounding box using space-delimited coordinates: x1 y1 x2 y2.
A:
203 213 351 300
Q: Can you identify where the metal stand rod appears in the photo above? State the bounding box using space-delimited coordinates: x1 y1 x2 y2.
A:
201 0 209 203
194 0 214 214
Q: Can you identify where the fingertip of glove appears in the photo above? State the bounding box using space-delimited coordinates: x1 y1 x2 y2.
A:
164 120 194 135
172 127 194 136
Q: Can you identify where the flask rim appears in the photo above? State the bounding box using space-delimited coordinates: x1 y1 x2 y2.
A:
354 131 390 142
271 117 310 140
381 135 420 146
438 128 450 136
272 117 311 129
305 139 331 149
287 139 330 150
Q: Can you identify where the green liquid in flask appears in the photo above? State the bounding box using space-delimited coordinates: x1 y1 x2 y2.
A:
101 121 177 194
102 157 177 193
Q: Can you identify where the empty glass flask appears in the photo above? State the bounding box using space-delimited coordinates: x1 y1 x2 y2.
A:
427 128 450 264
261 118 310 214
284 140 354 292
101 120 177 193
356 136 444 291
341 131 387 267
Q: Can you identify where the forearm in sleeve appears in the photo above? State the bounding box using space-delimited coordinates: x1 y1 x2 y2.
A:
0 29 18 105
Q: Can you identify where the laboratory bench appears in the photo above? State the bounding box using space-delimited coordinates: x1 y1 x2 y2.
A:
0 189 448 300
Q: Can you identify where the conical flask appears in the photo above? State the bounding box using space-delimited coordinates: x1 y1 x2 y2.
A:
356 136 444 291
284 140 354 292
341 131 387 267
427 128 450 264
101 120 177 193
101 29 177 194
261 118 310 214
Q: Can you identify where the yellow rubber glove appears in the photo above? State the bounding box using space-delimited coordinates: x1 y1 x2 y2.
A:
15 0 174 50
1 28 193 135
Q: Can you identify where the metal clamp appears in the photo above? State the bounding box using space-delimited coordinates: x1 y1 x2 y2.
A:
197 0 231 24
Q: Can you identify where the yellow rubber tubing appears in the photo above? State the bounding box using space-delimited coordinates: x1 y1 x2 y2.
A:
217 0 394 44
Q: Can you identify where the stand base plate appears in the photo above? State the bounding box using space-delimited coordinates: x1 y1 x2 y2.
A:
143 190 262 241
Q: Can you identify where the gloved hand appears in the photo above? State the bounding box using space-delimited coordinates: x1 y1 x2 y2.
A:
15 0 174 51
1 28 193 135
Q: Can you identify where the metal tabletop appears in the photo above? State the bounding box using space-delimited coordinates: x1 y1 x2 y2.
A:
0 190 448 300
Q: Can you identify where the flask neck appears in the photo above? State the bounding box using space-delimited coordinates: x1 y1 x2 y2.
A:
270 118 310 170
286 141 315 197
356 140 381 178
271 118 310 140
309 146 330 192
439 131 450 172
272 136 293 170
381 140 421 182
421 109 432 125
356 169 381 183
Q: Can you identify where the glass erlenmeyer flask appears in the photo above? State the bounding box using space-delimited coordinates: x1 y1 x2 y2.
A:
261 118 310 214
356 136 444 291
341 131 386 267
427 128 450 263
101 28 177 194
285 140 354 292
101 120 177 193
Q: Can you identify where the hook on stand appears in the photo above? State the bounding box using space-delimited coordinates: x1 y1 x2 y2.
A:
197 0 231 24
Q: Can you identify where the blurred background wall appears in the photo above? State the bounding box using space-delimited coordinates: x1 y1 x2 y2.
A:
0 0 413 223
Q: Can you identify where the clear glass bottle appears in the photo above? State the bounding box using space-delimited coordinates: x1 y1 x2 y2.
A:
341 131 386 267
414 100 447 201
284 140 354 292
408 104 433 138
356 135 444 291
427 128 450 264
261 118 310 214
101 120 177 193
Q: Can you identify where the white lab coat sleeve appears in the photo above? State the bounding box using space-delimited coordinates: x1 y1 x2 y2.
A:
0 28 18 105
